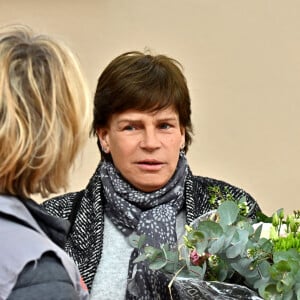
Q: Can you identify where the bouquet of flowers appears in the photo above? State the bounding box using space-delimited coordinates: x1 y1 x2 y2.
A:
130 186 300 300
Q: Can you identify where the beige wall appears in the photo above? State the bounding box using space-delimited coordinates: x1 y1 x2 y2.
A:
1 0 300 215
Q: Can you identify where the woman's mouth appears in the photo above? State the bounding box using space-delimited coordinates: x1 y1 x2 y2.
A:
136 160 164 171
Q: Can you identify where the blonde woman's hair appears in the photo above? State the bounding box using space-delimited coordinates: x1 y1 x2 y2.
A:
0 25 91 198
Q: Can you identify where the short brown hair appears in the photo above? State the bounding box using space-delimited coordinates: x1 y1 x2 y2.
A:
92 51 193 160
0 25 91 198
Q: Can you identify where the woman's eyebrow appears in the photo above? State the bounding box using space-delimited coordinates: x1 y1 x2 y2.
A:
116 118 141 124
116 115 178 124
157 117 177 122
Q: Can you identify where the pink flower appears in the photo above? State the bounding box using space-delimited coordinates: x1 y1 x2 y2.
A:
190 250 211 266
190 249 200 265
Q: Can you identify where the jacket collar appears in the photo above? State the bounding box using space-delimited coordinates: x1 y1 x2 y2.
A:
0 194 69 248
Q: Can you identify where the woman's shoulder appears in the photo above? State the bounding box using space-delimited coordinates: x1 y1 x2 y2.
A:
42 190 85 219
189 172 241 190
187 172 260 218
8 252 80 300
188 171 252 197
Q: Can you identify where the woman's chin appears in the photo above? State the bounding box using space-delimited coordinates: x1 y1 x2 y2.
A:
132 181 166 193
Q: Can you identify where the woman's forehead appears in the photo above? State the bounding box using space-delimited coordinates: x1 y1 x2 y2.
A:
111 107 179 122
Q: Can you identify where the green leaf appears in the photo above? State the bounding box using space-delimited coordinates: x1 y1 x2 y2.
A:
212 259 229 281
137 234 147 249
144 246 163 261
197 220 223 239
236 220 254 234
133 253 148 263
231 257 259 279
296 283 300 299
263 283 279 299
238 195 247 204
269 260 292 281
281 290 294 300
273 249 299 263
164 250 179 264
195 239 208 254
187 265 206 278
258 260 272 278
226 240 245 258
209 235 225 254
191 231 205 241
179 265 206 279
149 258 167 270
128 233 144 248
222 226 236 248
256 211 273 223
252 223 263 241
218 201 239 227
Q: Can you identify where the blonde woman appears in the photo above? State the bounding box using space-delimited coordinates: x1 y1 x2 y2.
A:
0 25 90 299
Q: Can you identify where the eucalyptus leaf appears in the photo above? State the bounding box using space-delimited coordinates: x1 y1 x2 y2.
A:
144 246 163 261
149 259 168 270
231 258 259 279
273 249 299 263
164 261 178 274
281 290 294 300
195 239 208 254
165 250 179 264
128 232 143 248
178 265 205 278
209 235 225 254
280 272 295 288
238 195 247 204
131 189 300 299
196 221 223 239
226 240 245 258
218 201 239 227
252 223 263 241
137 234 147 249
222 226 236 248
238 228 250 243
133 253 147 263
296 284 300 299
214 259 229 281
217 267 228 282
187 265 206 278
237 220 254 234
258 260 272 278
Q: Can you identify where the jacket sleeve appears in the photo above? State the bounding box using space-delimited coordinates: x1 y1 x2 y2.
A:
8 252 82 300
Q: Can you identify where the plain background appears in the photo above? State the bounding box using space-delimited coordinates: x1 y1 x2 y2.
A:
1 0 300 215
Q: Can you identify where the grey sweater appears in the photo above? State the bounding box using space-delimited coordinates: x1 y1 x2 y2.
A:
90 211 186 299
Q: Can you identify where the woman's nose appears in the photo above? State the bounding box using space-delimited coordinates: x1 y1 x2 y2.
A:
140 128 161 149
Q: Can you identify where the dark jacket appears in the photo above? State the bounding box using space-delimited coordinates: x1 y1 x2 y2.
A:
0 195 88 300
8 254 81 300
43 164 260 291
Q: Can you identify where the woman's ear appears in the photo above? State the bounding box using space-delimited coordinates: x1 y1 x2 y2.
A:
180 127 185 150
96 128 110 153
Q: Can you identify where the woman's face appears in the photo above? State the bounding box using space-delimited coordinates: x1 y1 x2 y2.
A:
97 106 185 192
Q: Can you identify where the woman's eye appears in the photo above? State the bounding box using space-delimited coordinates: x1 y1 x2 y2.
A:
123 125 136 131
159 123 171 129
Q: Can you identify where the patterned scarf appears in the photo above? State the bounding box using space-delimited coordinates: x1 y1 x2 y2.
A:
99 153 188 299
